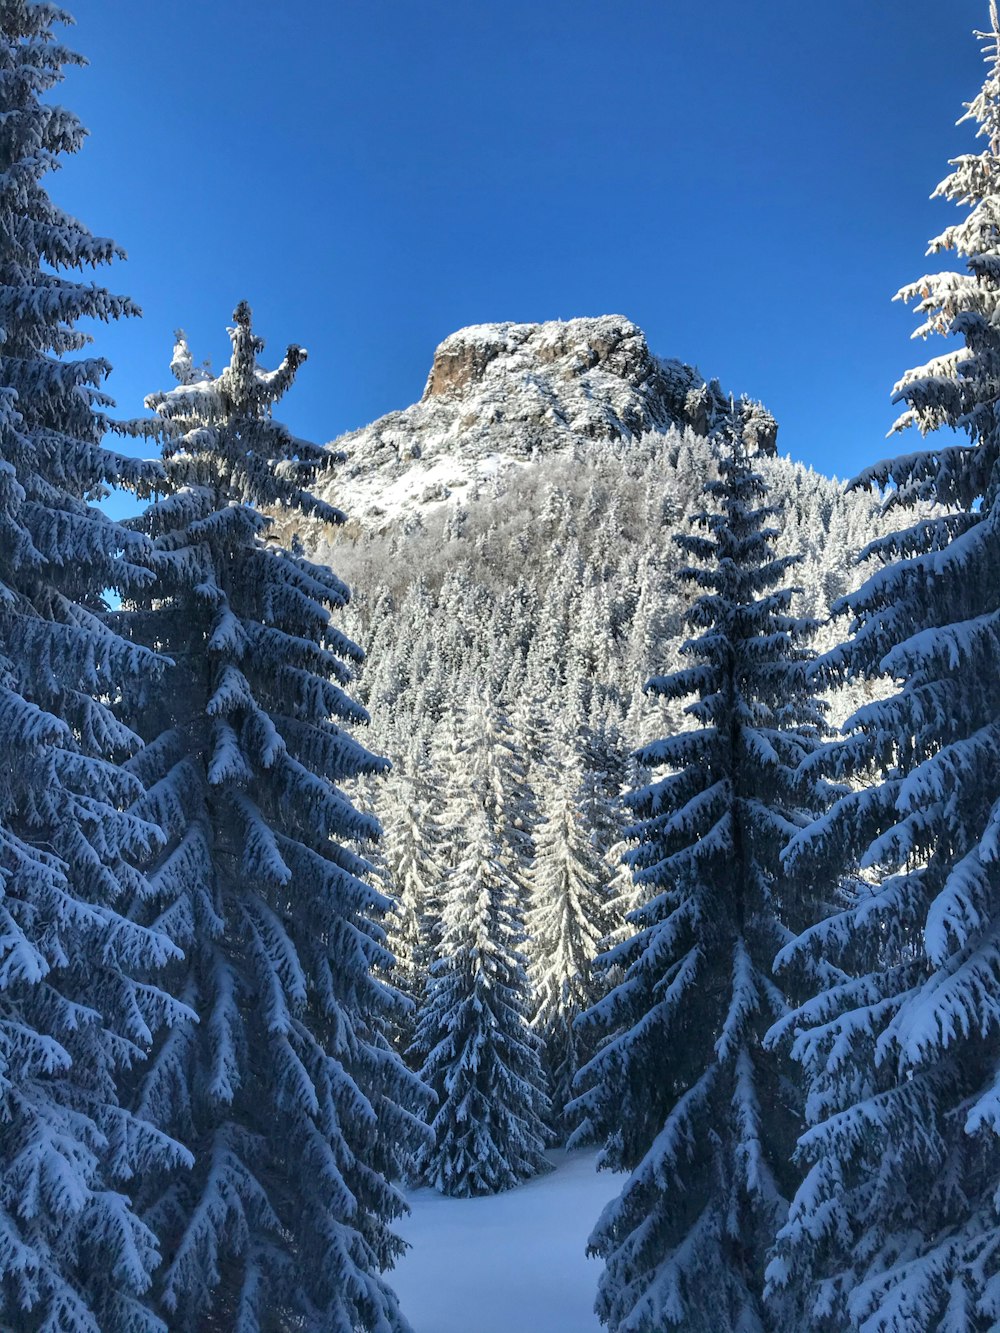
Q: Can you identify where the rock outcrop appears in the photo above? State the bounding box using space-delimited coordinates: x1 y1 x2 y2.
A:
313 316 718 527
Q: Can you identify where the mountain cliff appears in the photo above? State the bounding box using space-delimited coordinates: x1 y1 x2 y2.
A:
312 316 741 525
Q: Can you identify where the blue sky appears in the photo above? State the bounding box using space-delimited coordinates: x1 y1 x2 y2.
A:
59 1 985 489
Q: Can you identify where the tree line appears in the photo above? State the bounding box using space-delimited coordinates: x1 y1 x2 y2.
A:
3 1 1000 1332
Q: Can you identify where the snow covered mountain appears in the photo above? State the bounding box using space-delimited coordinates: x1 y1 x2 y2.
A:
284 315 883 1140
310 316 738 526
295 314 866 662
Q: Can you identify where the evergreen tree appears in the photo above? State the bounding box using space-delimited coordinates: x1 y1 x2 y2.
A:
119 312 428 1333
379 734 444 1058
0 6 190 1328
528 728 612 1136
571 409 827 1333
412 711 550 1197
462 688 536 886
768 9 1000 1328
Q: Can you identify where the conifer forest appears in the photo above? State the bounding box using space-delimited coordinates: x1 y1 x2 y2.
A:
5 1 1000 1330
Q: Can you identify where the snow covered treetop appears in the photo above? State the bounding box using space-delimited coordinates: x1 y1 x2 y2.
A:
887 0 1000 463
141 303 341 525
147 302 308 428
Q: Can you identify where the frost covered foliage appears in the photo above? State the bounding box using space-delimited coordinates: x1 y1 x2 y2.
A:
570 407 829 1333
412 704 551 1197
0 6 195 1329
528 715 617 1135
767 10 1000 1330
321 430 878 1042
374 736 444 1057
117 308 428 1333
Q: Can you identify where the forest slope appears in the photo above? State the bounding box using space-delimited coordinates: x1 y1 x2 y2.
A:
272 321 889 1063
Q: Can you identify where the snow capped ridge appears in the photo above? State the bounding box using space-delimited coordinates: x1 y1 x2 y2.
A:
420 315 670 410
317 315 709 525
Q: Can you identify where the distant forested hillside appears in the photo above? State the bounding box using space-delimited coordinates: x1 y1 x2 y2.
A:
299 424 888 1126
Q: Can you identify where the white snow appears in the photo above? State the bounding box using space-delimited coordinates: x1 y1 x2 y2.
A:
344 447 527 524
392 1150 623 1333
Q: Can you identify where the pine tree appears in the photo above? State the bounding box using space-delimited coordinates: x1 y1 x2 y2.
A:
528 734 612 1136
412 710 550 1197
463 689 536 886
767 9 1000 1329
379 734 444 1058
0 6 192 1328
571 407 827 1333
119 312 428 1333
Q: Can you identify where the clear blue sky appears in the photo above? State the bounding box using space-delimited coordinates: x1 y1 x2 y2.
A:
57 0 985 489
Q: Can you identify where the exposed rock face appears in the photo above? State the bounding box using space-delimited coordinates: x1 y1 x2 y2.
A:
423 317 668 409
314 316 717 528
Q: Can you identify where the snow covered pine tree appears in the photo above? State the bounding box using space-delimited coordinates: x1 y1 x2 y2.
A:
118 309 429 1332
528 717 614 1137
767 6 1000 1329
377 734 446 1059
412 702 551 1196
0 5 195 1329
571 403 828 1333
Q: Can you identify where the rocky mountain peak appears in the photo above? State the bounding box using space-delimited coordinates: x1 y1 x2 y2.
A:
421 316 662 403
313 316 722 529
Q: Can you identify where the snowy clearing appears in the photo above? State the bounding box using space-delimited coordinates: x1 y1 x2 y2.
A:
392 1151 622 1333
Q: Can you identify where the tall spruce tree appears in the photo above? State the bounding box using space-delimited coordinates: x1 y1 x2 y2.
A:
528 722 613 1136
571 406 827 1333
767 8 1000 1329
462 685 536 885
0 6 192 1329
379 733 444 1059
118 312 428 1333
412 704 551 1197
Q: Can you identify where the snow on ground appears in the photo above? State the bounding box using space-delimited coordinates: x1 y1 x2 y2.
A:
344 447 526 524
392 1150 622 1333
